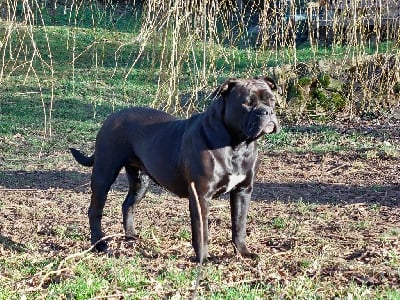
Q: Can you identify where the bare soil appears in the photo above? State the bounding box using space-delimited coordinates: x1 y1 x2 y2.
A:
0 141 399 297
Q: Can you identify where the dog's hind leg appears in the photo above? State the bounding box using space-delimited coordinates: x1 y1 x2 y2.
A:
122 166 150 239
89 162 121 252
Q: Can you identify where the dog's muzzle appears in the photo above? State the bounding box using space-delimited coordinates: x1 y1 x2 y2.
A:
246 106 279 139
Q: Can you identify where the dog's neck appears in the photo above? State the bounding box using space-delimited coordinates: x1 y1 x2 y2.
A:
203 98 254 149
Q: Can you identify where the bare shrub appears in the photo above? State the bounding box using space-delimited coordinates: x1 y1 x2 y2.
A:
0 0 399 120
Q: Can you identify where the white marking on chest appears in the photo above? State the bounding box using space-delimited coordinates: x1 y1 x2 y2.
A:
225 174 246 193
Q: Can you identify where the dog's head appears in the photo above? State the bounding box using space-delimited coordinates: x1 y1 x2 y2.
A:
213 76 280 142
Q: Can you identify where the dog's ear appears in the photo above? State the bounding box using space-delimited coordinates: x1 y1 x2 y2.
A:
260 76 278 91
219 79 238 95
211 78 238 99
208 79 238 118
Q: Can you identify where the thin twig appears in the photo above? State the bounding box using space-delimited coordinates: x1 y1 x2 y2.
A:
190 181 203 300
0 188 41 192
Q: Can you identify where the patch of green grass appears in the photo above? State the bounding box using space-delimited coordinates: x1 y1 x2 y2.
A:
0 288 14 300
294 200 318 216
20 259 55 277
0 64 160 169
0 256 59 291
176 228 191 242
379 289 400 300
271 217 288 230
299 259 312 269
157 266 196 289
380 228 400 244
262 124 399 157
55 224 86 241
385 250 400 268
368 203 381 212
40 2 143 34
98 258 150 290
352 220 371 230
46 273 109 300
207 279 400 300
208 283 270 299
262 125 344 153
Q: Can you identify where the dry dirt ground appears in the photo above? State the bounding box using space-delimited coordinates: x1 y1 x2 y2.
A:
0 146 399 297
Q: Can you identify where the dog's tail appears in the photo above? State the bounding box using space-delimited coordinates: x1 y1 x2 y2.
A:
69 148 95 167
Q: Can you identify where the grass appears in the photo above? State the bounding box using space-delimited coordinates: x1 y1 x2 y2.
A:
261 125 399 159
1 3 400 299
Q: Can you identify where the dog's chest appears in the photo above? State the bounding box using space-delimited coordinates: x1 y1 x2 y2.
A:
225 174 246 193
212 143 256 195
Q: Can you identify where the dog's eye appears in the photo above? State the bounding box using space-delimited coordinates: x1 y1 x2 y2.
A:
266 97 276 107
247 95 258 105
259 90 276 105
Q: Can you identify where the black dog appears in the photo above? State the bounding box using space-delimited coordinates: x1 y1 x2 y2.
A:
70 76 280 262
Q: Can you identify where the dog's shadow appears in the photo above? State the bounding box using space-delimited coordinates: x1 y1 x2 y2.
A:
0 170 90 192
0 235 26 253
0 170 160 194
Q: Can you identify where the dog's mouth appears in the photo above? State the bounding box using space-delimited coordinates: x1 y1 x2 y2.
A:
245 109 279 139
263 120 278 134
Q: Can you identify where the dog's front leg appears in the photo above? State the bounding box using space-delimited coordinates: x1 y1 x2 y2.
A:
230 187 258 259
188 182 209 263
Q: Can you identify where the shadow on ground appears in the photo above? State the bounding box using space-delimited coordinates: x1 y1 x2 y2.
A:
0 170 91 192
0 169 398 206
253 182 399 207
0 235 26 253
0 170 165 194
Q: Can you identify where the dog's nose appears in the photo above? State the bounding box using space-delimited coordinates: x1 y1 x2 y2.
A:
261 107 274 116
255 108 271 118
254 106 274 117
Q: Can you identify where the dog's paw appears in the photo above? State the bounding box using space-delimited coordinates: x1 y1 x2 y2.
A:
124 233 138 241
241 252 259 260
93 240 108 252
232 241 259 260
190 254 210 264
